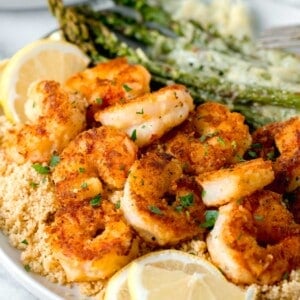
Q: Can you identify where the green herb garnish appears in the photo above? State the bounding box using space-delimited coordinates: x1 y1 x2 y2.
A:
254 214 264 221
90 194 102 207
29 181 39 188
95 97 103 105
200 210 219 228
78 167 86 173
32 163 50 175
49 154 60 167
123 84 132 92
81 182 88 189
130 129 137 141
24 264 31 272
149 205 163 215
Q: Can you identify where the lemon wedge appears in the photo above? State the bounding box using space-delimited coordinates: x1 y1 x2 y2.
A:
0 39 90 123
104 249 256 300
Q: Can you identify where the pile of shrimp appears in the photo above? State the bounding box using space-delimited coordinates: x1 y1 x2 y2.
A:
3 57 300 289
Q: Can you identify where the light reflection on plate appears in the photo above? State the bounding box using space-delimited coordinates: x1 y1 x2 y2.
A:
0 1 300 300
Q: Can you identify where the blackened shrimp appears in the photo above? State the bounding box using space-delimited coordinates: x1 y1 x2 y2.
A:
95 84 194 147
121 151 206 246
52 126 138 205
251 117 300 193
65 57 151 113
207 190 300 285
165 102 252 175
3 80 87 164
196 158 274 207
48 200 138 282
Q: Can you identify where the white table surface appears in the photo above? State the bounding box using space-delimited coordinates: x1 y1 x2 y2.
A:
0 5 55 300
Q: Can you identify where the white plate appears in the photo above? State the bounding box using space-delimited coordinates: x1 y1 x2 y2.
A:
1 1 300 299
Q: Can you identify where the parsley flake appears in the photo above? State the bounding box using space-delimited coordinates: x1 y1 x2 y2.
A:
247 150 257 158
254 214 264 221
200 210 219 228
29 181 39 188
78 167 86 173
266 151 275 161
49 154 60 167
95 97 103 105
149 205 163 215
32 163 50 175
24 264 31 272
81 182 88 189
115 200 121 209
90 194 102 207
21 239 28 245
130 129 137 141
136 108 144 115
123 84 132 92
179 193 194 207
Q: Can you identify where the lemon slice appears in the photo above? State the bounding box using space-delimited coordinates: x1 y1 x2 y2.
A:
0 39 90 123
104 250 256 300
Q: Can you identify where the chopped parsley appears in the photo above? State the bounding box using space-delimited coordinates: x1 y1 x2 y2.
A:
217 136 225 146
115 200 121 209
21 239 28 245
175 193 194 212
49 153 60 167
81 182 88 189
123 84 132 92
252 143 262 149
32 163 50 175
78 167 86 173
180 193 194 207
136 108 144 114
130 129 137 141
29 181 39 189
90 194 102 207
199 131 219 143
266 151 275 161
247 150 257 158
200 210 219 228
149 205 163 215
24 264 31 272
95 97 103 105
254 214 264 221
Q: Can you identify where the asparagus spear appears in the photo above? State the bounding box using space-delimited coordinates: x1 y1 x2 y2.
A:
48 0 300 126
113 0 254 55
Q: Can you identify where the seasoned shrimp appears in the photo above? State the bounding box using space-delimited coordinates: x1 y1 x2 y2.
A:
207 190 300 285
121 151 206 246
3 80 87 164
65 57 151 110
165 102 252 175
95 84 194 147
48 200 138 282
196 158 274 206
251 117 300 192
52 126 138 205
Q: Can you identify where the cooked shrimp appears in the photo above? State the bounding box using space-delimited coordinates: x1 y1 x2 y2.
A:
252 117 300 192
48 200 138 282
165 102 252 175
207 190 300 285
95 84 194 147
52 126 138 205
121 151 206 246
3 80 87 164
196 158 274 206
65 57 151 108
